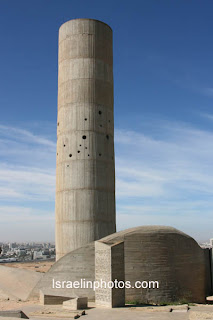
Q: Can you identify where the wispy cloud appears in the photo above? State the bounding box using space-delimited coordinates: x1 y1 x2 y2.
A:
0 125 55 149
0 120 213 242
201 88 213 97
201 113 213 121
115 122 213 241
0 124 56 241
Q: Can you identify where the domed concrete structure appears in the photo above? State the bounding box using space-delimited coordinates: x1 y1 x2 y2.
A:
30 226 211 304
100 226 211 304
29 242 95 301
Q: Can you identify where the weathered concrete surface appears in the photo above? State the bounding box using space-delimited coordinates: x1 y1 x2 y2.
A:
30 226 211 304
29 242 95 301
209 248 213 292
99 226 211 304
5 301 213 320
63 297 88 310
95 241 125 307
19 302 193 320
0 311 28 319
55 18 116 260
39 291 72 305
0 266 42 301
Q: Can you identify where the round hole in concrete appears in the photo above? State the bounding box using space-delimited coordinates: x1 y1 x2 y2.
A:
99 153 102 156
78 151 80 153
84 118 87 121
106 135 109 140
79 144 81 147
64 144 66 147
88 154 90 156
69 154 72 157
57 122 59 126
85 147 87 149
82 135 86 139
99 111 102 115
100 124 102 127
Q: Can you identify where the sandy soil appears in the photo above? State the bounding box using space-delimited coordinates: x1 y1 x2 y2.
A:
0 299 38 311
0 260 54 273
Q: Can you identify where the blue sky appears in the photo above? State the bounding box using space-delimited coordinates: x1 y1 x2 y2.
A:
1 0 213 242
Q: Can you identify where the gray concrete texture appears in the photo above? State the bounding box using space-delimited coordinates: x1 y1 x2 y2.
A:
63 297 88 310
32 226 211 304
100 226 211 304
30 243 95 301
14 301 213 320
39 292 72 305
95 241 125 307
0 311 28 319
56 18 116 260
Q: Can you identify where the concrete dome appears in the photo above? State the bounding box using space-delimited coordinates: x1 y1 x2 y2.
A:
100 226 210 304
29 242 95 300
30 226 211 304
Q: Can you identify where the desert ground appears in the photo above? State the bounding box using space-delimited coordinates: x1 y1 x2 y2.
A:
0 262 213 319
0 260 54 273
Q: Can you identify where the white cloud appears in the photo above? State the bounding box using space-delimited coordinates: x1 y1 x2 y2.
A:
0 120 213 242
114 123 213 241
0 206 54 242
0 164 55 201
201 113 213 121
0 125 55 149
0 124 56 241
202 88 213 96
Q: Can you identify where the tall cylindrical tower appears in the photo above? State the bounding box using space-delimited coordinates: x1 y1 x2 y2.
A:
55 19 116 260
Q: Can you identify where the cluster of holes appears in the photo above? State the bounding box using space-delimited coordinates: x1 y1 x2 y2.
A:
59 112 112 160
60 153 113 160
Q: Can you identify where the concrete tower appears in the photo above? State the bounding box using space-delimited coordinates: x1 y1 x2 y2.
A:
55 19 116 260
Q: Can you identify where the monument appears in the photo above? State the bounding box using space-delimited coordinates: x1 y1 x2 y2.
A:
1 18 213 309
55 19 116 260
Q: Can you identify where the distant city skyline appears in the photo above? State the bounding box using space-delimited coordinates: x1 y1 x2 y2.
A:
1 0 213 242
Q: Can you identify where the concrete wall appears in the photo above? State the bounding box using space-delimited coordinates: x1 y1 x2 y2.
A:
100 226 211 304
32 226 211 304
95 241 125 307
0 265 42 301
30 242 95 301
56 18 116 260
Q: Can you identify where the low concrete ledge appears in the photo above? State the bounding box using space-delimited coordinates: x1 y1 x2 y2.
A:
206 296 213 303
40 291 72 305
63 297 88 310
0 310 29 319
